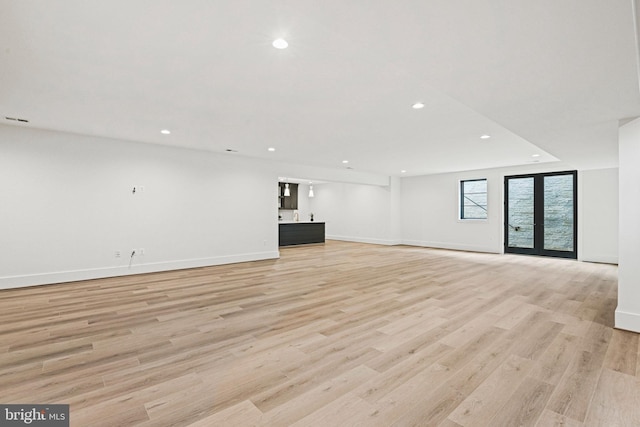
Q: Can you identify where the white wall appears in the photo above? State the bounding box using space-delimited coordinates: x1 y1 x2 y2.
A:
579 168 619 263
400 163 619 261
308 179 402 245
295 183 313 222
401 169 503 253
1 123 621 291
616 118 640 333
301 163 618 260
0 125 279 288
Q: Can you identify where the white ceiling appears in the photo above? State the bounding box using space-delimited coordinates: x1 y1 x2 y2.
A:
1 0 639 177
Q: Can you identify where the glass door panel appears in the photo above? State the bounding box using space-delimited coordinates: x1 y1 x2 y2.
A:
543 175 575 252
507 177 534 249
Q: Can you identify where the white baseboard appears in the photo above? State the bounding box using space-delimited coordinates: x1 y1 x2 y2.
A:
326 235 402 246
579 254 618 265
400 239 501 254
615 308 640 333
0 251 280 290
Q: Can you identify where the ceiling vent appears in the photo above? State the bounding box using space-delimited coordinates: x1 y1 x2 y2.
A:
5 116 29 123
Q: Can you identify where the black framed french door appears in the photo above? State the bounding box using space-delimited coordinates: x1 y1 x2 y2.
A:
504 171 577 259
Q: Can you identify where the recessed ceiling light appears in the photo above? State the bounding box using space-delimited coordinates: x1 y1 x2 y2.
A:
412 102 425 109
342 160 349 164
160 129 171 135
401 170 407 173
268 147 276 152
480 134 491 139
272 38 288 49
532 154 540 157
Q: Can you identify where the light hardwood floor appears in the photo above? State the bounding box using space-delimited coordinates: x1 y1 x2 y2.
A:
0 241 637 426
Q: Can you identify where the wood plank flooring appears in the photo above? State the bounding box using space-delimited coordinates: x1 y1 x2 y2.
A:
0 240 636 426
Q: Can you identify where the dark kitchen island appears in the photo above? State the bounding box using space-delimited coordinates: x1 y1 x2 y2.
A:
278 221 325 247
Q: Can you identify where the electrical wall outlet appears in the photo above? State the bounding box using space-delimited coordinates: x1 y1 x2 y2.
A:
138 248 145 256
115 251 121 258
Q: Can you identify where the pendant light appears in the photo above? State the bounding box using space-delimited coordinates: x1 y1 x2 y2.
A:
284 183 290 197
308 185 314 197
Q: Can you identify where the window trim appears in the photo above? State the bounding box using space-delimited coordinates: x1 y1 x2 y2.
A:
459 178 488 221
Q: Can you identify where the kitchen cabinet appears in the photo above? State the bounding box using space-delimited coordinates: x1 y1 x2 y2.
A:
278 182 298 210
